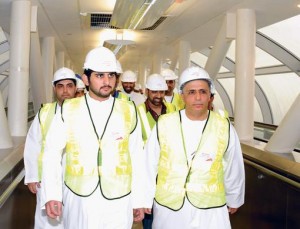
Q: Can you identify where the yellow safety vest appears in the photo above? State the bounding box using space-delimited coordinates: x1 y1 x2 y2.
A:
137 102 175 143
63 96 137 198
38 102 57 181
115 90 130 101
155 111 229 210
171 92 185 110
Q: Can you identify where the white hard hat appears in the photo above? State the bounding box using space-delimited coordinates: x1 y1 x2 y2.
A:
135 83 142 90
77 79 86 90
161 68 178 80
116 60 123 74
52 67 77 86
145 74 168 91
121 70 137 82
179 66 215 94
83 46 117 72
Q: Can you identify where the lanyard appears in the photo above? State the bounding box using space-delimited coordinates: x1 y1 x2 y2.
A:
84 94 115 166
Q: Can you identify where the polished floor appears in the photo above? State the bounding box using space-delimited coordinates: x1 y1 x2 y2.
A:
0 178 143 229
1 168 299 229
0 179 35 229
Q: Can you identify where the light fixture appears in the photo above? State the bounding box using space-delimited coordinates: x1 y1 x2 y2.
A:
104 30 135 46
103 30 135 55
110 0 175 30
128 1 157 29
80 12 88 16
109 0 175 56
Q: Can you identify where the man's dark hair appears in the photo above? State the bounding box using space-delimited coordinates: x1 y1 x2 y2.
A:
83 69 93 78
53 78 77 87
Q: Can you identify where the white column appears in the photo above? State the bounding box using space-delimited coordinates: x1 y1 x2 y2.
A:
234 9 256 142
169 52 178 72
205 13 234 81
178 40 190 76
30 30 47 113
66 59 71 69
42 37 55 102
152 52 162 74
265 94 300 153
7 0 31 137
56 51 65 69
138 61 147 90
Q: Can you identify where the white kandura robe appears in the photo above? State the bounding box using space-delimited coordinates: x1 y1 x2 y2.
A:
144 110 245 229
40 94 146 229
122 90 146 106
24 106 63 229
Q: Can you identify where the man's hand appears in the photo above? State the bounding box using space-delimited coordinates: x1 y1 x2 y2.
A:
144 208 152 214
133 208 144 222
46 200 62 219
27 182 40 194
228 207 239 214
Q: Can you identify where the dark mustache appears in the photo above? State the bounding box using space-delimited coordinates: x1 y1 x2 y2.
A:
100 85 112 89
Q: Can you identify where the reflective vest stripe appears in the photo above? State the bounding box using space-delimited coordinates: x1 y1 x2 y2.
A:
137 104 152 142
138 102 176 143
38 102 56 181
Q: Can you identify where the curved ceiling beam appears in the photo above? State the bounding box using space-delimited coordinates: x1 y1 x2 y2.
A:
256 32 300 76
215 81 233 117
201 42 274 123
217 55 274 123
255 82 273 124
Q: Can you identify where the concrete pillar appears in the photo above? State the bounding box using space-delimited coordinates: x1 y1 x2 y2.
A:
138 62 147 91
205 13 234 81
30 30 47 113
42 37 55 102
265 94 300 153
152 52 162 74
66 59 71 69
234 9 256 142
169 52 178 72
56 51 65 69
7 0 31 137
178 40 190 76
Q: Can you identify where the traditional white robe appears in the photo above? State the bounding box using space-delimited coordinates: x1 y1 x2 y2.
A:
41 94 146 229
24 106 63 229
145 110 245 229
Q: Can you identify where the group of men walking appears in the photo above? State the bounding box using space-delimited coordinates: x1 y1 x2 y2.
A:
24 46 245 229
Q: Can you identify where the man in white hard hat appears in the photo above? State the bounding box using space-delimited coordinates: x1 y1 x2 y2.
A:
112 60 130 101
75 78 86 97
134 83 144 95
161 68 185 110
144 66 245 229
41 46 145 229
137 74 175 145
137 74 175 229
121 70 145 106
24 67 78 229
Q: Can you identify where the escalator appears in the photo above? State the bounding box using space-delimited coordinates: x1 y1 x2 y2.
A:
0 122 299 229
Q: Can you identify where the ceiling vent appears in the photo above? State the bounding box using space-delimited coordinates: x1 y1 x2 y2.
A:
90 14 118 29
87 13 166 30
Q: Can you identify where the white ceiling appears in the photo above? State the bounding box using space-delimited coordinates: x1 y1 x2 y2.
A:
0 0 299 73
